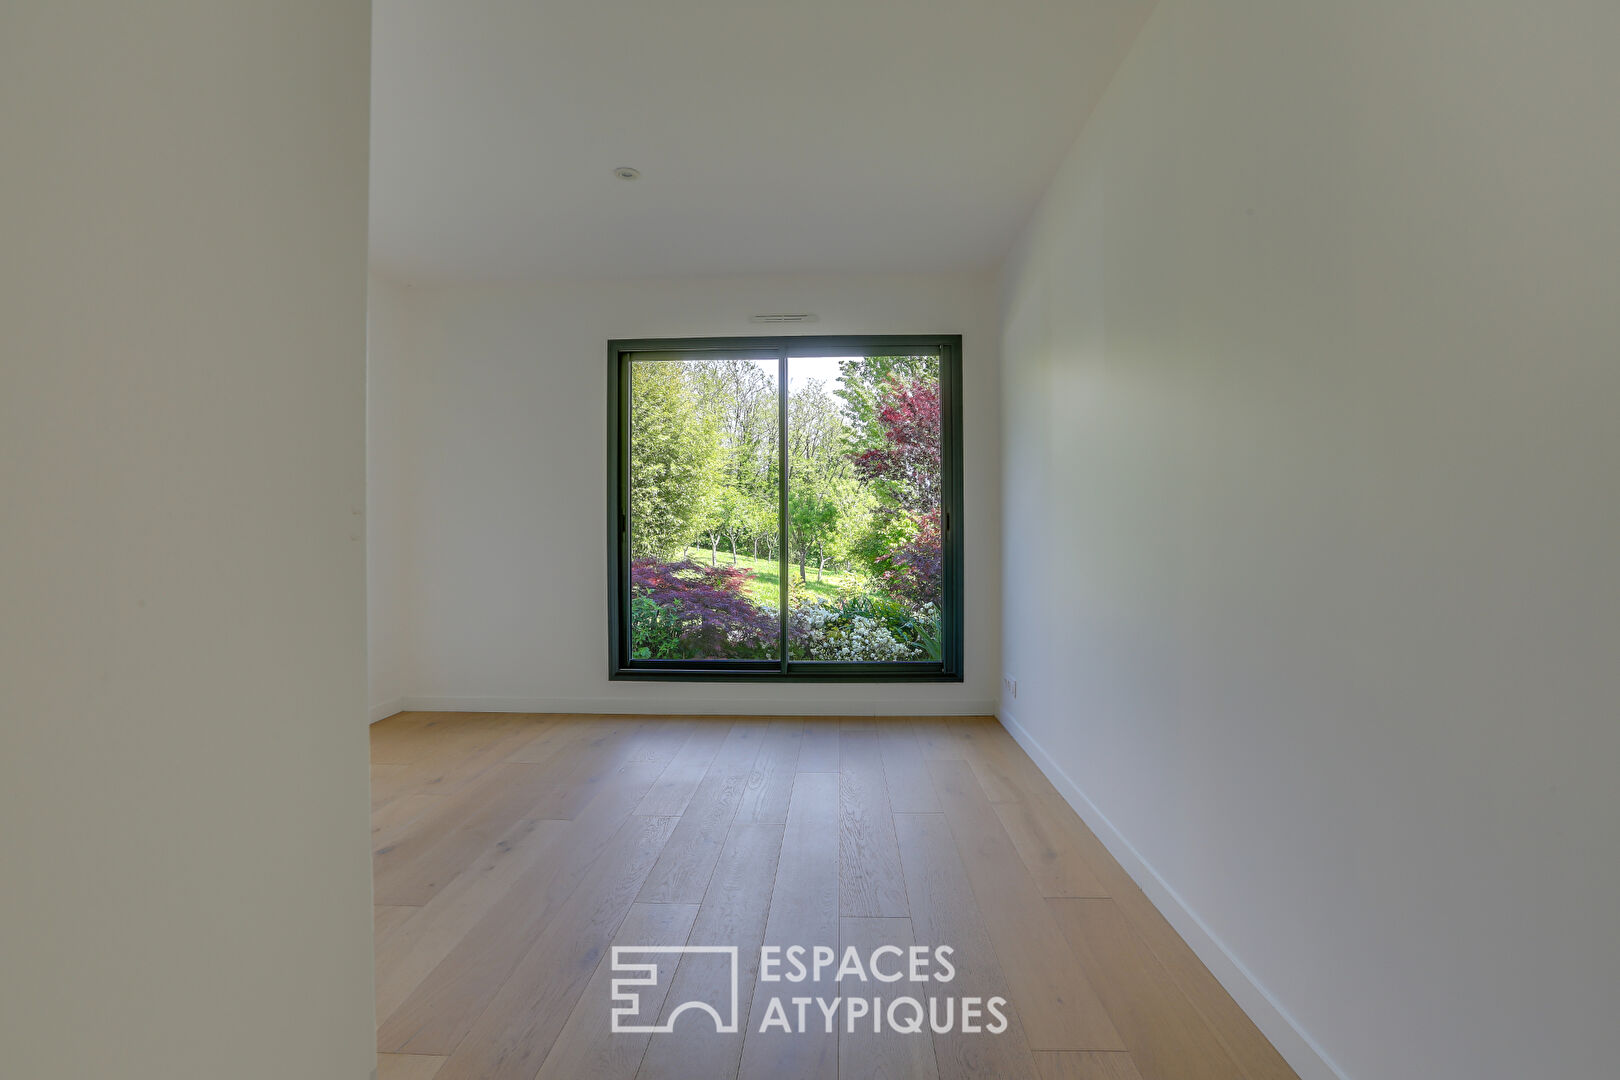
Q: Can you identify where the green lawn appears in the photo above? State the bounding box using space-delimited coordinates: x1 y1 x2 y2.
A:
684 548 850 607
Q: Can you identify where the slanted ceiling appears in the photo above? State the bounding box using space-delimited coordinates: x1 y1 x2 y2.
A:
370 0 1153 281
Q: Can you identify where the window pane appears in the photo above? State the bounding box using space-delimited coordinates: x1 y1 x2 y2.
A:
628 356 782 661
786 355 943 662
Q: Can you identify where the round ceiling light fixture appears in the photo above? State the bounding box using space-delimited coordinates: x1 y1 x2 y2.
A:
612 166 641 181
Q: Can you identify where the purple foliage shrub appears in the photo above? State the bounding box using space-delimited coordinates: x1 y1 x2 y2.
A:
630 558 776 658
873 513 942 608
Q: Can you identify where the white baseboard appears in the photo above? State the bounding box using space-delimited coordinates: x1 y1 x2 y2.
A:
369 698 406 724
997 707 1348 1080
384 695 999 718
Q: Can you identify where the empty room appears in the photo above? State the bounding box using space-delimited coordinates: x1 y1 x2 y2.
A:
5 3 1618 1080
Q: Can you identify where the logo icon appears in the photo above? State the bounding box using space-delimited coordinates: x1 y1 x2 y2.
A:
609 946 740 1034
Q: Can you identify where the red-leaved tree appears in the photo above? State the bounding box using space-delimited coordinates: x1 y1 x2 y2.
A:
853 379 941 516
854 377 943 606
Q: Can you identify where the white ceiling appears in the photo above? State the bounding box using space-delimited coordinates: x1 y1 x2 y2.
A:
370 0 1152 281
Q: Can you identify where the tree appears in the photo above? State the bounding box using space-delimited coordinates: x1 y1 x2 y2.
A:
815 465 874 581
787 454 840 583
786 450 874 583
702 482 754 567
684 358 779 568
788 377 844 462
849 375 944 603
837 355 938 458
742 494 777 564
690 357 777 488
852 377 941 516
784 378 856 583
629 362 720 558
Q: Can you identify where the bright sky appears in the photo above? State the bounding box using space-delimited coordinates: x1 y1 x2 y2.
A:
787 356 859 393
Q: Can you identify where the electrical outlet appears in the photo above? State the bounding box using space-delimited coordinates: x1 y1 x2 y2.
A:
1003 675 1017 699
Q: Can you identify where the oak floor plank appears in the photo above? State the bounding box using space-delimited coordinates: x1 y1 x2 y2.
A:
637 769 752 904
371 792 451 854
840 730 911 917
372 761 420 810
377 761 668 1053
993 793 1110 899
368 712 447 765
708 719 767 776
534 901 700 1080
929 759 1123 1051
374 905 419 953
638 821 786 1080
431 813 682 1079
894 811 1042 1080
631 722 764 906
500 715 599 764
839 917 940 1080
633 723 733 817
373 751 679 1025
1032 1051 1146 1080
522 718 656 785
385 715 548 798
880 722 942 814
376 1053 448 1080
951 717 1048 804
1048 899 1245 1080
499 717 672 785
737 772 840 1080
796 720 840 772
373 816 572 1026
912 718 967 760
619 718 703 767
733 718 803 825
373 762 588 907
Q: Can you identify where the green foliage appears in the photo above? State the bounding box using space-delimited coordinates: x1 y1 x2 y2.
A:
833 357 940 578
629 362 720 557
786 379 876 580
910 609 943 661
786 453 838 579
628 596 684 659
788 377 844 460
836 355 938 458
848 505 918 572
689 357 778 490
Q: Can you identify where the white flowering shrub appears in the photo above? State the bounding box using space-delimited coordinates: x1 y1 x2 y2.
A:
787 598 934 661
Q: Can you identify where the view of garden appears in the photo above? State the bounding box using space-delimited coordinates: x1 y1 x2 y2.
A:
628 353 943 663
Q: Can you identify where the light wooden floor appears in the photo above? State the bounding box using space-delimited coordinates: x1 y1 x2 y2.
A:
371 714 1296 1080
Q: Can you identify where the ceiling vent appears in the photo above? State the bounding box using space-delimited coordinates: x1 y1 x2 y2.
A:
749 313 819 324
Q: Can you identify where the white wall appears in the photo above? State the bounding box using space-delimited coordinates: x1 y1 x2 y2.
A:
368 274 417 719
999 3 1620 1078
367 271 1000 715
0 4 376 1079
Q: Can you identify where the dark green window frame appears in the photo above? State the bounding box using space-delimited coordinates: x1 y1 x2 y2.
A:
607 334 964 682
